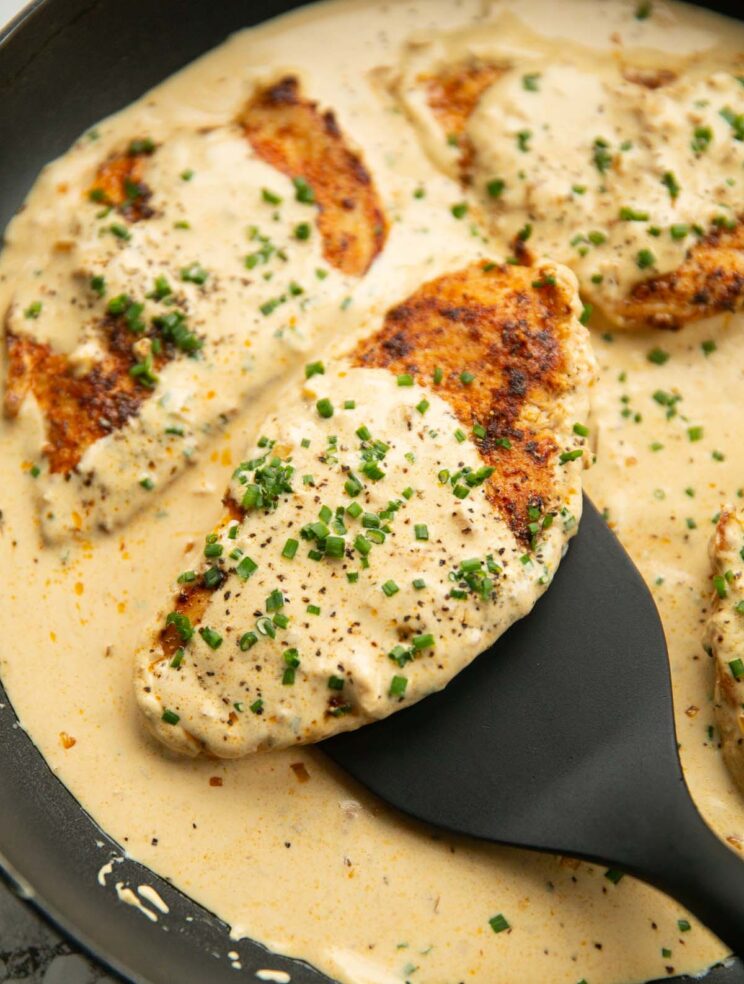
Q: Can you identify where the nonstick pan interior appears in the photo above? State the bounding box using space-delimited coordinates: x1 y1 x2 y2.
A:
1 0 743 980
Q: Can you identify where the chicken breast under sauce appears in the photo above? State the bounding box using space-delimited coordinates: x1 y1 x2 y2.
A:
136 258 595 757
396 14 744 330
2 77 385 541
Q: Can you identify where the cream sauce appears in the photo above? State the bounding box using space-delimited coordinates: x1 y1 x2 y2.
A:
2 1 744 983
137 352 588 756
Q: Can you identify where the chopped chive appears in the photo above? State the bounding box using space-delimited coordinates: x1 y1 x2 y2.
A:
604 868 624 884
389 675 408 697
413 578 426 590
170 648 184 669
261 187 282 205
180 262 208 284
325 535 346 558
488 914 510 933
250 698 264 714
397 373 414 386
316 398 334 418
165 611 193 642
636 248 656 270
647 347 669 365
199 626 222 650
414 524 429 541
24 300 43 319
239 631 258 651
486 178 505 198
328 675 345 690
90 275 106 297
559 449 583 463
381 580 400 597
433 367 443 385
307 604 321 615
619 206 649 221
573 423 589 437
661 171 680 200
713 574 728 598
412 633 434 650
293 176 315 204
161 709 180 726
282 538 299 559
236 555 258 579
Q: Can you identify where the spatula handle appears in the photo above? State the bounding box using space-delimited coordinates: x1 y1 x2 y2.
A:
638 792 744 954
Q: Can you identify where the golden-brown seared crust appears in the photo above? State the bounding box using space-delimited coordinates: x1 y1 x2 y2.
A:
157 504 242 662
352 261 577 543
88 139 156 221
4 326 145 474
2 304 186 474
159 583 214 661
615 219 744 330
621 65 678 89
239 76 387 276
422 61 504 172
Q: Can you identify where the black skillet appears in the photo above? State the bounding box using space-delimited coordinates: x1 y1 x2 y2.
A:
2 0 744 981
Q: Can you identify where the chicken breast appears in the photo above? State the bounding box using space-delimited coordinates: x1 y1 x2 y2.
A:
135 258 596 757
3 78 386 540
706 507 744 794
396 16 744 330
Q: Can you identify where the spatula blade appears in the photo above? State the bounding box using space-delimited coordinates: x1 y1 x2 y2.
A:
323 496 679 862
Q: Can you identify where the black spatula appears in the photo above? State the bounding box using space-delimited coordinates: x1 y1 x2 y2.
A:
323 496 744 952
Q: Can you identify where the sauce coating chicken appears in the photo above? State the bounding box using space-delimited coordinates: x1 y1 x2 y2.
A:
3 80 387 539
396 18 744 330
136 259 595 757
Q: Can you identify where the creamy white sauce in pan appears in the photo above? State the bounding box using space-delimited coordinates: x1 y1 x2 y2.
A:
2 1 744 982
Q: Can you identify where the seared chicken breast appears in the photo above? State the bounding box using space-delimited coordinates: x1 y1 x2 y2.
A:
3 79 386 539
706 508 744 794
136 259 595 757
396 18 744 330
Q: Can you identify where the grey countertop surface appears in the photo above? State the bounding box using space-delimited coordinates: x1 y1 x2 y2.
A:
0 884 116 984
